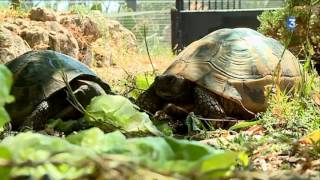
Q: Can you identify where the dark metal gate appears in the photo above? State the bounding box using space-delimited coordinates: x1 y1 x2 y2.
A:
171 0 283 52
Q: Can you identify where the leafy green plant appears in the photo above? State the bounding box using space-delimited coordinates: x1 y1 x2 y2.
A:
0 65 14 129
258 0 320 67
257 0 320 138
84 95 162 136
0 128 248 179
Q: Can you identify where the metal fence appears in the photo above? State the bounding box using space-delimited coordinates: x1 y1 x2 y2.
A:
107 1 175 46
108 0 285 47
171 0 285 51
5 0 284 47
176 0 284 10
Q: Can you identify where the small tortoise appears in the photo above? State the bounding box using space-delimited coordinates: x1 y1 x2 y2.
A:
137 28 301 122
5 50 112 130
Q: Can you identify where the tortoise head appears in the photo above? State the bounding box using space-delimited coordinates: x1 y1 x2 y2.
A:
154 74 193 101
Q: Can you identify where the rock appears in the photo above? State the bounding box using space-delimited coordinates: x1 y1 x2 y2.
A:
59 14 101 43
0 26 31 64
59 14 102 65
29 7 57 22
106 19 137 52
1 10 137 67
84 12 137 67
45 21 79 58
7 18 80 58
92 39 113 67
20 26 50 49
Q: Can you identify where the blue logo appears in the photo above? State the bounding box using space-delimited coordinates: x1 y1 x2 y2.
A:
286 16 296 32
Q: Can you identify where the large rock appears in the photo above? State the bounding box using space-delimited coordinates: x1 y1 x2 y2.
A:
91 38 113 67
87 11 137 67
106 19 137 52
59 14 102 65
29 7 57 22
1 8 138 67
59 14 101 43
0 26 31 64
3 18 79 59
60 12 137 67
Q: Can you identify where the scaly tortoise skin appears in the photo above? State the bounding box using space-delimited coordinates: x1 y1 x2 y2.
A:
137 28 301 122
5 50 112 130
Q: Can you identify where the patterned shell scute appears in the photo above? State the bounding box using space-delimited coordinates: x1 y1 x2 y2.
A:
5 50 98 117
164 28 301 113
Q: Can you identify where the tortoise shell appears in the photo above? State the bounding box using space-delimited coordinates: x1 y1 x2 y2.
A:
164 28 301 114
5 50 111 121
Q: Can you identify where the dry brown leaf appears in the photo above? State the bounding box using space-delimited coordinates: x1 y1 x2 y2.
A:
312 93 320 107
299 130 320 144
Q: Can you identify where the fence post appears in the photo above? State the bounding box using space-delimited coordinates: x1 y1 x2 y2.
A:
176 0 184 11
125 0 137 11
171 8 182 53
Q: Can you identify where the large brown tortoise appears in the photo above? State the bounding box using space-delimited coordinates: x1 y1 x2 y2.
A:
137 28 301 123
5 50 113 130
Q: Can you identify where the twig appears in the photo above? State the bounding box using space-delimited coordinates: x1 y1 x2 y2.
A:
196 117 244 122
143 24 156 76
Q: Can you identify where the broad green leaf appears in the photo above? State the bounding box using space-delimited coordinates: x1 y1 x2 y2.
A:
0 129 247 179
67 128 126 153
135 73 155 90
1 132 75 161
0 146 12 180
196 151 248 177
122 136 242 177
84 95 162 136
155 122 173 136
229 120 262 130
0 65 14 105
0 132 96 179
0 65 14 127
164 137 217 161
130 73 155 98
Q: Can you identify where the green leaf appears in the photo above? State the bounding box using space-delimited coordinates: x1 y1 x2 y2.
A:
0 65 14 127
0 132 96 179
124 137 214 173
229 120 262 130
135 73 155 90
84 95 162 136
0 146 12 180
0 128 248 179
164 137 216 160
196 151 248 178
1 132 74 161
130 73 155 99
0 65 14 105
67 128 126 153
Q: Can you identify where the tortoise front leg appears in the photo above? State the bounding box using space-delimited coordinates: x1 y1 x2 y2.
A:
21 101 51 130
194 86 230 128
194 86 225 118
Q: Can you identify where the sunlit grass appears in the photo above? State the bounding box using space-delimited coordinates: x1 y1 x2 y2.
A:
260 69 320 138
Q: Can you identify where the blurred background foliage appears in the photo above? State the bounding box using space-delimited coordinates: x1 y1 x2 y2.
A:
258 0 320 70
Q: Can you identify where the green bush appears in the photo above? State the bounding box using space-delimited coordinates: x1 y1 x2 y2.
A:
258 0 320 64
